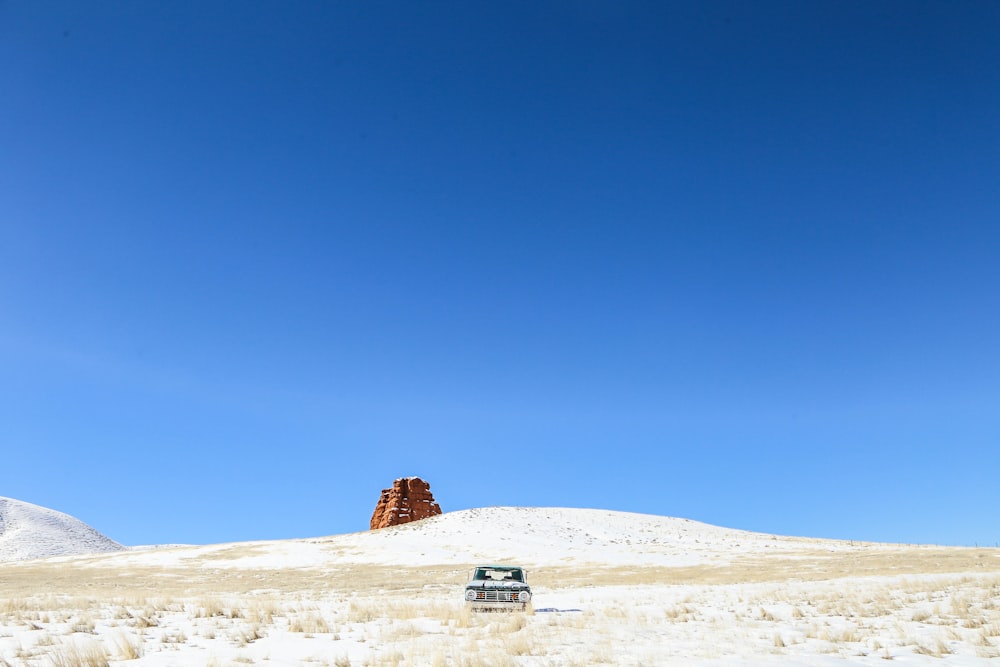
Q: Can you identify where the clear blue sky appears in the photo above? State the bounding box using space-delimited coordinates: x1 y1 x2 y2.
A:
2 2 998 547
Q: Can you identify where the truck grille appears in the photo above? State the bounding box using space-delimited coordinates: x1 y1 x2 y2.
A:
474 590 524 602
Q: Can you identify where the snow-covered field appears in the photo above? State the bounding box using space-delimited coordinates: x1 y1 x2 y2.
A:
1 504 999 666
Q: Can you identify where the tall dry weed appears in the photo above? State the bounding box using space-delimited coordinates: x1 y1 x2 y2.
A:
47 639 109 667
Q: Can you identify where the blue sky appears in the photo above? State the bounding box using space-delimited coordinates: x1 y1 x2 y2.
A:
2 1 998 547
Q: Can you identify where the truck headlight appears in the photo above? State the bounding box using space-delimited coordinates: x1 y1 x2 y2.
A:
518 591 531 603
465 589 477 601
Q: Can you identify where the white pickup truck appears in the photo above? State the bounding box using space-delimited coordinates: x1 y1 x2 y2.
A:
464 564 532 611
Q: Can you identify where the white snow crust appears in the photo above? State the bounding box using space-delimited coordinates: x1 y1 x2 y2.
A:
90 505 911 572
0 496 124 561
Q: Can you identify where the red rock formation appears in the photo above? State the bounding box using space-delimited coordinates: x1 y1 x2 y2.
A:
370 477 442 529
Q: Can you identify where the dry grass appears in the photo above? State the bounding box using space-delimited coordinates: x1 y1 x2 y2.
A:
107 630 143 659
0 544 997 665
288 611 332 634
3 545 993 599
47 639 109 667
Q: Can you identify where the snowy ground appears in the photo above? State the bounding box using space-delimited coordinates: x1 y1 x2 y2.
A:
1 507 998 666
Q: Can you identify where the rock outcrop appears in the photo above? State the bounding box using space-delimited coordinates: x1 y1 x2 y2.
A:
370 477 442 529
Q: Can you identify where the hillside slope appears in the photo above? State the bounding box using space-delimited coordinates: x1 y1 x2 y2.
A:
90 506 903 572
0 497 124 561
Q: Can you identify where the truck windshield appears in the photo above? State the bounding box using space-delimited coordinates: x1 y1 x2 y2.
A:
475 567 523 582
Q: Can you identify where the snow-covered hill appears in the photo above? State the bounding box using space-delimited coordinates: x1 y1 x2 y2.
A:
91 505 885 573
0 497 124 561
